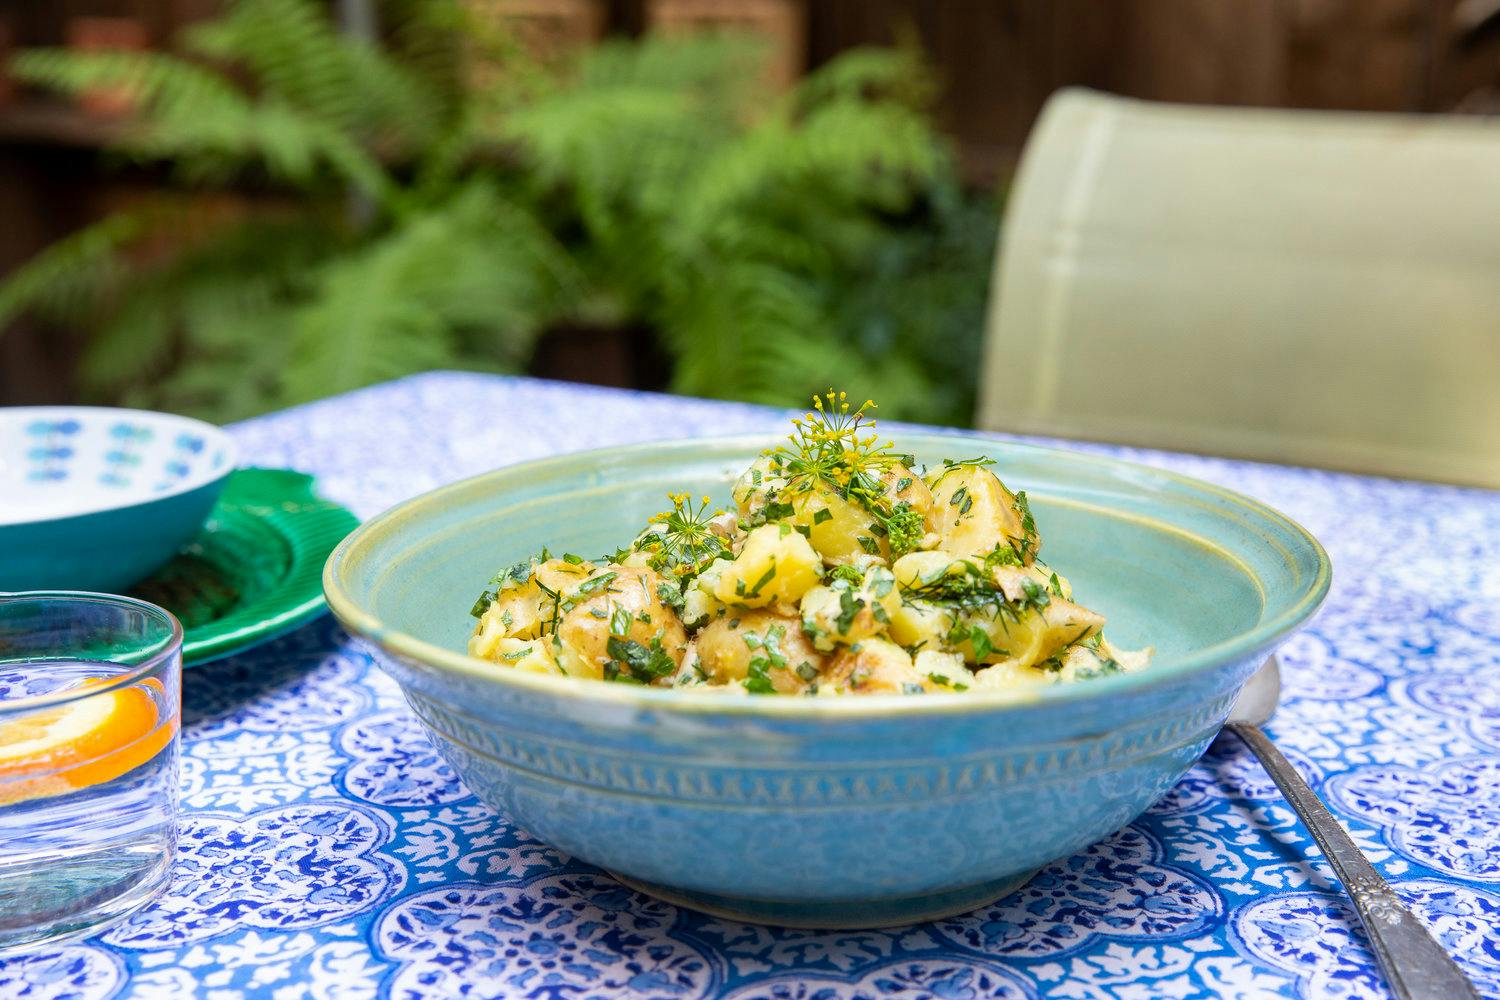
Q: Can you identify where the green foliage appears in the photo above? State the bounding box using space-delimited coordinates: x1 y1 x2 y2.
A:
2 0 994 423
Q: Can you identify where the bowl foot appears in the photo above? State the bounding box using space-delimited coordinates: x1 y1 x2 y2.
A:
606 869 1039 929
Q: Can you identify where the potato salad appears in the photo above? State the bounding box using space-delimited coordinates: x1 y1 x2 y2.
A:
468 393 1149 696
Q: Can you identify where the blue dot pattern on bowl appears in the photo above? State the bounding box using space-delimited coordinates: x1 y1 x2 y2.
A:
154 432 208 489
17 416 221 494
24 419 81 482
100 423 154 487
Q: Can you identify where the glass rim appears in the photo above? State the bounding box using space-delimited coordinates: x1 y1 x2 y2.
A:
0 590 183 714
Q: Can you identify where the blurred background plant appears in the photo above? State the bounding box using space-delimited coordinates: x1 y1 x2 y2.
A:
0 0 994 425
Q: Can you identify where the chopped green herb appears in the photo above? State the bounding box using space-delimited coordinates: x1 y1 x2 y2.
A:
743 667 774 694
1020 578 1051 611
576 572 619 599
744 562 777 599
812 508 834 525
743 631 786 694
969 626 994 661
832 564 864 585
500 645 533 663
562 552 584 565
1013 490 1039 560
609 606 632 635
760 500 795 523
795 661 818 682
656 580 685 611
605 634 676 682
836 588 864 633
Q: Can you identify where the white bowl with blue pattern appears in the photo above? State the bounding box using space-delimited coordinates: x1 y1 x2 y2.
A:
0 406 236 592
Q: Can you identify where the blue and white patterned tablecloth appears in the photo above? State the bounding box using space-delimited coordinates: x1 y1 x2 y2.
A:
6 372 1500 1000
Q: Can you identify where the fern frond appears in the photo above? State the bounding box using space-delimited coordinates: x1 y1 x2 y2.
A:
146 304 299 421
580 33 763 109
184 0 448 149
10 48 396 205
0 213 144 330
80 214 342 394
791 44 937 113
7 14 986 425
282 182 572 402
283 243 453 403
654 258 826 402
681 104 944 243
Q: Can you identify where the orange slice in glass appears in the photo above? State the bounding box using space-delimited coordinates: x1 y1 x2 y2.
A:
0 678 175 806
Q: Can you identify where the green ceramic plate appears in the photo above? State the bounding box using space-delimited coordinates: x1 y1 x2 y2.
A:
129 468 359 666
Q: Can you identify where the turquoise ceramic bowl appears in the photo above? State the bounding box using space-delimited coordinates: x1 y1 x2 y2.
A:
324 433 1330 928
0 407 236 592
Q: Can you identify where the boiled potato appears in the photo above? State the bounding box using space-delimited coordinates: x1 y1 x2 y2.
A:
666 641 709 688
470 557 597 650
555 565 688 682
477 637 564 675
732 456 788 518
470 608 522 659
618 549 653 570
681 586 725 630
914 650 975 690
713 524 822 609
825 639 930 694
695 610 824 694
878 463 939 547
798 565 900 651
784 483 883 563
886 597 956 653
927 465 1036 564
969 658 1056 695
683 558 732 628
990 564 1060 603
974 597 1104 671
880 463 934 517
891 550 965 591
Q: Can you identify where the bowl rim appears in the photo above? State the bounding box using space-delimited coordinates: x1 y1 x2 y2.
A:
0 590 183 713
323 432 1332 719
0 405 238 529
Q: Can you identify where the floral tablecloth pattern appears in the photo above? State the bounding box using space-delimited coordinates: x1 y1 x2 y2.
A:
6 372 1499 1000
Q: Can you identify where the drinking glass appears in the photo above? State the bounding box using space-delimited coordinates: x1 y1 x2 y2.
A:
0 592 181 953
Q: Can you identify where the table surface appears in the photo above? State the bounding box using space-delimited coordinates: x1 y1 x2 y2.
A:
6 372 1499 1000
